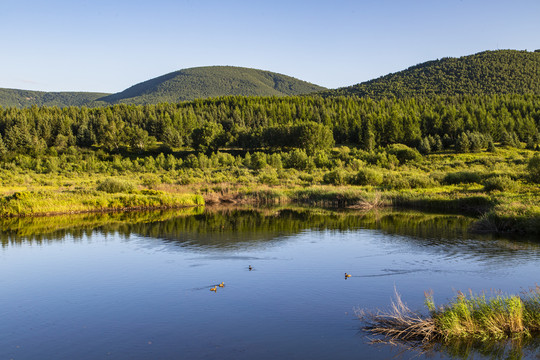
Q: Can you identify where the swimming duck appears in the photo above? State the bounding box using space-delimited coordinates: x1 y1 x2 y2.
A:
219 282 224 287
345 273 352 278
248 265 253 271
210 286 217 292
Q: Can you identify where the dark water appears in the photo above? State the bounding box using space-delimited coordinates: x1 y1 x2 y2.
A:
1 207 539 360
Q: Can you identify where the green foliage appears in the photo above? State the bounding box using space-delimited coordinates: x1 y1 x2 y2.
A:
96 178 135 193
296 122 334 155
443 171 482 185
418 137 431 154
98 66 326 105
322 169 350 185
528 154 540 182
455 132 471 153
0 89 108 108
191 122 224 152
352 168 383 186
322 50 540 98
283 149 310 170
385 144 422 164
429 289 540 340
483 175 519 192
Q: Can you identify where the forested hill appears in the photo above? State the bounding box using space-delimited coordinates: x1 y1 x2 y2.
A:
320 50 540 98
0 67 325 108
0 88 109 108
97 66 326 105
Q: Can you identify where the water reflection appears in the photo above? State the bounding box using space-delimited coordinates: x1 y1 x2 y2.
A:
2 206 539 263
1 206 540 360
423 337 540 360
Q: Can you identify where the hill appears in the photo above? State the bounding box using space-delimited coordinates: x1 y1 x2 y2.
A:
0 88 109 108
320 50 540 98
97 66 326 104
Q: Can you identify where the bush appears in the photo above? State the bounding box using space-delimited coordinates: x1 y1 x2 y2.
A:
284 149 309 170
528 154 540 183
385 144 422 164
382 174 410 190
353 168 383 186
323 169 350 185
483 175 519 192
443 171 482 185
140 174 161 188
455 132 471 153
250 152 267 170
407 174 438 188
96 178 135 193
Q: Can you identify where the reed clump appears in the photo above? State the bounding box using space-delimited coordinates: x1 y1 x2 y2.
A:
358 287 540 345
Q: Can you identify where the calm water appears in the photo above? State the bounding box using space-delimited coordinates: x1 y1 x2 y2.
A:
1 207 540 359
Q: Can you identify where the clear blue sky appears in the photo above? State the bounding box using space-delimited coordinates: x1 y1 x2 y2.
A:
2 0 539 93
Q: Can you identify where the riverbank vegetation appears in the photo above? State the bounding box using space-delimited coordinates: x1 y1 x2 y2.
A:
359 286 540 346
0 94 539 233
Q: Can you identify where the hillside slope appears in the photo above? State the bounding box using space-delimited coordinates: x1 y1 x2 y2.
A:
97 66 326 104
321 50 540 98
0 88 109 108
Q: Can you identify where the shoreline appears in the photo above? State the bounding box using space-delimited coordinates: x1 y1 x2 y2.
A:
2 186 538 235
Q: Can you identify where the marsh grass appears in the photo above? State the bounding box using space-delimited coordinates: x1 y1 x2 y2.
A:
0 189 204 216
0 147 539 233
358 287 540 346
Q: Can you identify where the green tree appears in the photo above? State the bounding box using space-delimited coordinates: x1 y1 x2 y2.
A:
455 132 471 153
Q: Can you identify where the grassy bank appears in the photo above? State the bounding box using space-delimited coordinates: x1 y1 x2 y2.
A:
0 146 538 233
359 287 540 344
0 187 203 217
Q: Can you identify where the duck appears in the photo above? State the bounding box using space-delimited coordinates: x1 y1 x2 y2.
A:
248 265 253 271
219 282 224 287
210 286 217 292
345 273 352 278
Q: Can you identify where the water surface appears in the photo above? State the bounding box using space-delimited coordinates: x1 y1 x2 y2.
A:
1 207 539 359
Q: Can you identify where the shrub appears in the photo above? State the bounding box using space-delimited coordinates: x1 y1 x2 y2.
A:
257 168 279 185
382 174 410 190
483 175 519 192
284 149 309 170
407 174 438 188
140 174 161 188
96 178 135 193
323 169 350 185
353 168 383 186
443 171 482 185
418 137 431 154
528 154 540 182
250 152 267 170
455 132 471 153
385 144 422 164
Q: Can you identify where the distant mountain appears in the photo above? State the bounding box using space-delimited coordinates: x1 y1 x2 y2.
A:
0 66 326 108
0 88 109 108
97 66 326 105
320 50 540 98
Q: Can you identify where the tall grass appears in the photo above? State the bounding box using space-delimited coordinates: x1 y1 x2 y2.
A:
0 190 204 217
358 287 540 345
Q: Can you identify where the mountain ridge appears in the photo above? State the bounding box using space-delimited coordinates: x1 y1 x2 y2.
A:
3 50 540 108
97 66 326 105
319 49 540 98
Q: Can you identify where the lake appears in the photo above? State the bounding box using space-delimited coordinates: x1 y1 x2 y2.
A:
1 207 539 359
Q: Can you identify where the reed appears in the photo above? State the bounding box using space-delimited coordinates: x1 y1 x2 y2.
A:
358 287 540 345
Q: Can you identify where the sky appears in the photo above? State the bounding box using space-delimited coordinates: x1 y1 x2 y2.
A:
1 0 539 93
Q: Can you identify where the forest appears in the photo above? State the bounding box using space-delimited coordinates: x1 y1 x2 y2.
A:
0 94 539 235
1 94 539 157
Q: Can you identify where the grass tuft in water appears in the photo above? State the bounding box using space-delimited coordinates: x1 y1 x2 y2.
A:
358 286 540 345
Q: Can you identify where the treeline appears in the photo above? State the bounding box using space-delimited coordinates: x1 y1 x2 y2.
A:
0 94 539 158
